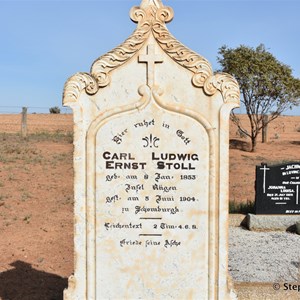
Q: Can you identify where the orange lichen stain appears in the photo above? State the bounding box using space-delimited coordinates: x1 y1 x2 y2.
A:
187 289 194 299
125 278 134 295
119 256 144 274
130 250 167 291
187 209 208 218
102 239 117 252
191 246 204 262
187 231 196 241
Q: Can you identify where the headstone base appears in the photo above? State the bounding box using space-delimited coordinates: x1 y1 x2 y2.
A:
246 213 300 231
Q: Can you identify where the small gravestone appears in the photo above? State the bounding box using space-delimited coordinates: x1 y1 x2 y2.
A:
63 0 240 299
255 163 300 214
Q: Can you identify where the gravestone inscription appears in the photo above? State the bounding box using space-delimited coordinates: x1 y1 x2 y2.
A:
63 0 240 299
95 106 209 298
255 163 300 214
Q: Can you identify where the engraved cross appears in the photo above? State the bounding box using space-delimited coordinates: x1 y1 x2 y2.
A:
138 44 163 87
259 164 270 194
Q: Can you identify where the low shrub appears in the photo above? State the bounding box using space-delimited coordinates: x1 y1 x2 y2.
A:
49 106 61 114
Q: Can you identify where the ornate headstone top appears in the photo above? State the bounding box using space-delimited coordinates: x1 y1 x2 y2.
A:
63 0 239 106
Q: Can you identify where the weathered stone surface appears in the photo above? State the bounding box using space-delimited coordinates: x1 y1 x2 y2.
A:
63 0 240 299
247 213 300 231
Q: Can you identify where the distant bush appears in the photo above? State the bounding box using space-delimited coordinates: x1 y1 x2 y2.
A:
49 106 61 114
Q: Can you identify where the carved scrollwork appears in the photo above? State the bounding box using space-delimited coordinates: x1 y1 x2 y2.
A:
90 22 151 87
156 7 173 23
204 73 240 103
90 1 173 91
63 72 98 105
152 22 213 87
130 7 147 23
63 7 152 104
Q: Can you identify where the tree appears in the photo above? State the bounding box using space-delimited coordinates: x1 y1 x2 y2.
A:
218 44 300 152
49 106 61 114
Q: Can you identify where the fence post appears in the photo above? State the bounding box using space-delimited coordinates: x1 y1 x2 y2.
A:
262 114 268 143
21 107 28 139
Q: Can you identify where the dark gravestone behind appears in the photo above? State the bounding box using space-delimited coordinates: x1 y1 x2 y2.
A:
255 162 300 214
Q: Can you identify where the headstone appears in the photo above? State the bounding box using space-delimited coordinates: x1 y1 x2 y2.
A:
255 163 300 214
62 1 240 299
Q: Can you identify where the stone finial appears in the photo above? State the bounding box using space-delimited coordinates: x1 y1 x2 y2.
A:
131 0 173 24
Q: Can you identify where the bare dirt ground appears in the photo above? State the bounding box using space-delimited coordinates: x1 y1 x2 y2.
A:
229 115 300 207
0 114 299 299
0 117 73 300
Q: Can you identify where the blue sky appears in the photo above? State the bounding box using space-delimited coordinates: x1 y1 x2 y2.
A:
0 0 299 115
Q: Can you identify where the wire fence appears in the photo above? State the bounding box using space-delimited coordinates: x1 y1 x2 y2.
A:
0 106 73 134
0 106 299 139
0 106 72 114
